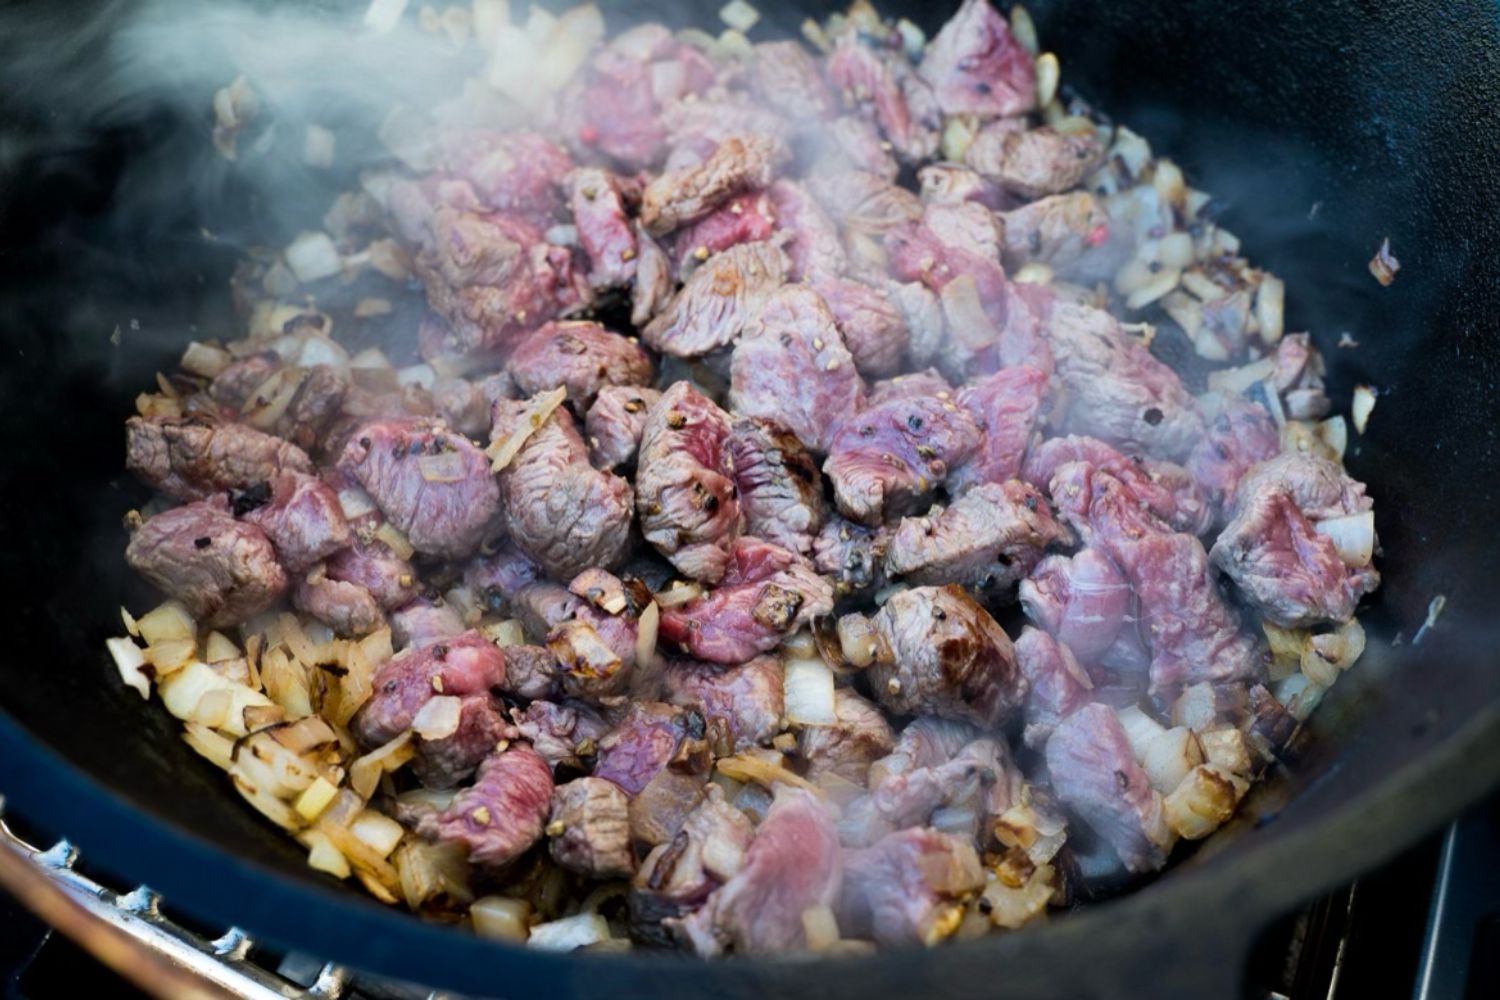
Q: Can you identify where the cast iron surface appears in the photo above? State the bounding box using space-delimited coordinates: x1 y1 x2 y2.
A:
2 1 1499 997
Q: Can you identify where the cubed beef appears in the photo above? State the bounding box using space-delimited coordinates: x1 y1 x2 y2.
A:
810 276 906 378
812 517 891 600
209 352 282 411
389 597 467 651
867 368 953 406
504 320 653 409
586 385 663 470
463 541 540 614
837 828 985 947
351 631 506 746
728 285 865 455
998 191 1110 272
797 687 897 784
814 115 901 181
641 135 787 237
669 191 779 275
806 170 922 241
751 40 836 121
659 537 833 664
1210 452 1378 628
631 223 676 329
666 655 784 751
593 702 702 797
412 694 514 789
337 419 498 560
1043 301 1203 461
884 480 1072 602
890 281 946 369
822 395 982 525
947 365 1049 492
326 536 418 610
1187 396 1281 517
512 699 610 770
293 572 384 637
659 93 791 167
1018 549 1134 663
918 0 1036 118
1270 333 1331 420
125 498 287 628
549 777 634 878
677 786 842 957
435 129 571 223
495 644 561 702
641 241 790 358
827 30 939 162
635 382 743 583
767 180 848 282
727 416 827 556
431 376 492 439
917 164 1002 208
867 585 1025 728
966 124 1104 198
1045 703 1171 873
491 397 634 580
555 28 677 168
632 786 755 932
1023 434 1211 536
126 416 313 501
568 167 638 289
239 472 349 574
418 744 554 867
1055 463 1260 696
1015 626 1095 749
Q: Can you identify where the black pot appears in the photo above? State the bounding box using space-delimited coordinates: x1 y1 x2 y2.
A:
2 1 1498 996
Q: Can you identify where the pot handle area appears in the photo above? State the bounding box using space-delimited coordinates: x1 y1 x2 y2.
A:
0 796 350 1000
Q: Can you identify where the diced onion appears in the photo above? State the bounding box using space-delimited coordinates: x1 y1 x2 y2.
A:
1206 357 1275 395
1012 263 1053 286
1163 764 1246 840
336 485 378 521
941 115 978 163
1034 52 1059 111
297 335 349 370
397 363 437 390
1352 384 1377 434
1157 232 1196 271
482 619 527 647
285 231 344 284
204 631 240 664
412 695 463 741
716 751 822 794
303 830 351 878
349 347 393 370
471 0 510 50
719 0 760 33
1009 4 1038 54
635 600 659 671
351 810 406 858
136 601 196 645
472 895 532 942
1115 705 1167 757
488 387 567 472
375 522 415 561
1139 727 1204 795
783 657 836 725
416 450 469 483
1314 511 1375 566
350 731 416 800
364 0 409 34
653 581 704 608
159 662 273 737
1318 416 1348 459
1273 672 1326 722
980 863 1055 930
304 125 336 169
1125 268 1181 311
182 722 236 770
835 614 878 669
1198 729 1252 777
1256 273 1285 345
180 341 233 378
801 904 840 952
294 776 340 822
395 839 472 909
107 637 150 700
527 912 611 952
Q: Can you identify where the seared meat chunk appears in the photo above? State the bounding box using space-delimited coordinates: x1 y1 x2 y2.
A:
797 688 897 784
728 284 865 455
806 169 922 241
239 472 349 574
999 191 1110 272
418 744 554 867
325 535 417 610
837 828 985 947
631 223 675 328
412 694 513 790
867 368 952 406
641 135 787 237
593 702 702 797
1019 549 1134 663
948 365 1049 492
751 40 836 121
463 541 539 613
890 281 946 369
810 277 907 378
1015 627 1094 749
434 129 571 222
549 777 634 878
1024 434 1211 536
492 397 634 580
727 416 827 556
568 167 638 289
125 499 286 628
666 655 784 751
633 786 755 930
293 572 384 637
642 241 790 358
209 352 282 411
586 385 663 470
495 644 561 702
823 395 982 525
1210 452 1378 628
826 29 939 162
768 180 848 282
678 786 842 957
885 480 1072 601
512 699 609 770
126 416 313 501
813 517 891 599
1187 396 1281 516
966 124 1104 198
1045 703 1171 873
389 597 466 651
635 382 743 583
867 585 1025 728
1055 463 1259 696
504 321 653 409
917 163 1002 208
337 419 498 560
1044 302 1203 461
669 191 778 275
431 376 492 439
1271 333 1331 420
659 537 833 664
919 0 1036 118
